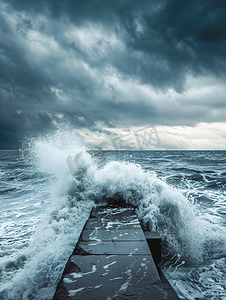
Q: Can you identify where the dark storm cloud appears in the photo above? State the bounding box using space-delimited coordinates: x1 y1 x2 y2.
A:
0 0 226 148
3 0 226 86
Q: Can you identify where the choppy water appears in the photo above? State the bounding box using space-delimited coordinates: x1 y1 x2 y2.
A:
0 130 226 299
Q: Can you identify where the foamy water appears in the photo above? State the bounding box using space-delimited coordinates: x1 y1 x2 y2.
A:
0 130 226 299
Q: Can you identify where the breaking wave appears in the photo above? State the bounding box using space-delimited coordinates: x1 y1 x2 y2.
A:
0 129 226 299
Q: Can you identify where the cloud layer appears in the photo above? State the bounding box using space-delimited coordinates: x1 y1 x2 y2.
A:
0 0 226 149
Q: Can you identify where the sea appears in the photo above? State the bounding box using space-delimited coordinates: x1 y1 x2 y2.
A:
0 130 226 300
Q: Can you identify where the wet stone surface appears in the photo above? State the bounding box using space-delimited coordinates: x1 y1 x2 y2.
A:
81 227 146 242
53 206 180 300
77 240 152 255
90 206 137 220
83 218 140 231
55 255 165 300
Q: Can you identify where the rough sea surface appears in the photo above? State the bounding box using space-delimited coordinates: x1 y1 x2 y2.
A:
0 131 226 299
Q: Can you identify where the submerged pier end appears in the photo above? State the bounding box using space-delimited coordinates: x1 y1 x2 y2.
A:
53 206 179 299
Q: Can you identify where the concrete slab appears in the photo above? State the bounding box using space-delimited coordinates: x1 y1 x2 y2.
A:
75 240 152 255
144 231 161 240
91 206 137 221
81 227 146 242
53 255 168 300
144 231 162 266
83 218 140 231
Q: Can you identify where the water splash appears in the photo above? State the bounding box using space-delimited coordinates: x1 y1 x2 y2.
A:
1 129 226 299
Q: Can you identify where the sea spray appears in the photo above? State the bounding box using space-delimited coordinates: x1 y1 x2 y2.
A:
0 130 94 300
81 160 226 264
1 131 226 299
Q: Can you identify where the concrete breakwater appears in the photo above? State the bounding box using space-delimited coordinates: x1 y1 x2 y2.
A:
53 206 179 299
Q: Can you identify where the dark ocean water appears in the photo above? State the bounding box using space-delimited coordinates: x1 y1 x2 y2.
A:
0 133 226 299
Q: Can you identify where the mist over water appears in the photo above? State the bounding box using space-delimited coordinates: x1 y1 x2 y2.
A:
0 129 226 299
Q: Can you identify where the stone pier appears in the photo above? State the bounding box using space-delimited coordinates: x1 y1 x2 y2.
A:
53 206 179 300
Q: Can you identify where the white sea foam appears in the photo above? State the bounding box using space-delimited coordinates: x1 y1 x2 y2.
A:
1 130 226 299
0 130 94 299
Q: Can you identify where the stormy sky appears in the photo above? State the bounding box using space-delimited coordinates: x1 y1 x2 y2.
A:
0 0 226 150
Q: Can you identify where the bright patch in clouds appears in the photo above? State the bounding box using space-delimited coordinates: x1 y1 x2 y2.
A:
157 123 226 150
77 123 226 150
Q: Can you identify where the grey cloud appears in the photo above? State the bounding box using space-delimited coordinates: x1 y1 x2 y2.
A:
0 0 226 149
4 0 226 84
